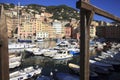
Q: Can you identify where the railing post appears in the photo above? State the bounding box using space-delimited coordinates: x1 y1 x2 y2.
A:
77 0 94 80
80 9 94 80
0 5 9 80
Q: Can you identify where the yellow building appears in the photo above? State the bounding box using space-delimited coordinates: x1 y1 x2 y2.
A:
18 14 35 39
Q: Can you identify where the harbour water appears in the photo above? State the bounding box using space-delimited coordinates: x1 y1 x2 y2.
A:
21 55 79 76
21 41 80 79
9 40 120 80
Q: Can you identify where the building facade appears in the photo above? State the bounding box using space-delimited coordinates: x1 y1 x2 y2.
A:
36 32 49 39
64 23 72 39
96 26 120 40
6 16 13 38
90 21 99 38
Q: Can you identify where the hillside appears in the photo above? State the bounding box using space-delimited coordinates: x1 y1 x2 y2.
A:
46 5 80 20
25 4 80 20
0 3 80 20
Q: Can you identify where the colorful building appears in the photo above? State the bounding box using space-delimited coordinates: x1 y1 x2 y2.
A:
64 23 72 39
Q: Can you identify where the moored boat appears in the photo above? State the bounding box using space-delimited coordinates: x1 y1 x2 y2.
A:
52 50 73 59
68 63 99 80
10 66 42 80
89 59 114 71
9 61 21 69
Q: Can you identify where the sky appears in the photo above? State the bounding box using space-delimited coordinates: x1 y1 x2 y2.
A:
0 0 120 22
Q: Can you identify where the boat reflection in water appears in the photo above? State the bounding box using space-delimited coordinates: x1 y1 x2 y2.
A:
21 54 79 76
53 57 73 65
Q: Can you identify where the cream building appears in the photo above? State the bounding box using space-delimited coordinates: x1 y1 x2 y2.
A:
90 21 99 38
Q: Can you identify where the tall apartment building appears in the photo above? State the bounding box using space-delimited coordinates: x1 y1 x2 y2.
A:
18 13 55 40
5 10 18 38
52 21 62 34
45 23 56 39
36 21 49 39
52 21 64 38
18 14 36 39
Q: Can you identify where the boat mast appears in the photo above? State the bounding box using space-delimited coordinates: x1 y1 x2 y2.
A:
17 2 20 39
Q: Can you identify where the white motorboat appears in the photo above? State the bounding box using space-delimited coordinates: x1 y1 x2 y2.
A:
10 66 42 80
43 49 58 57
8 43 36 53
9 61 21 69
25 48 44 55
68 47 80 55
56 40 70 47
9 55 22 63
35 38 44 42
52 50 73 60
9 54 16 58
68 63 80 74
9 43 36 49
